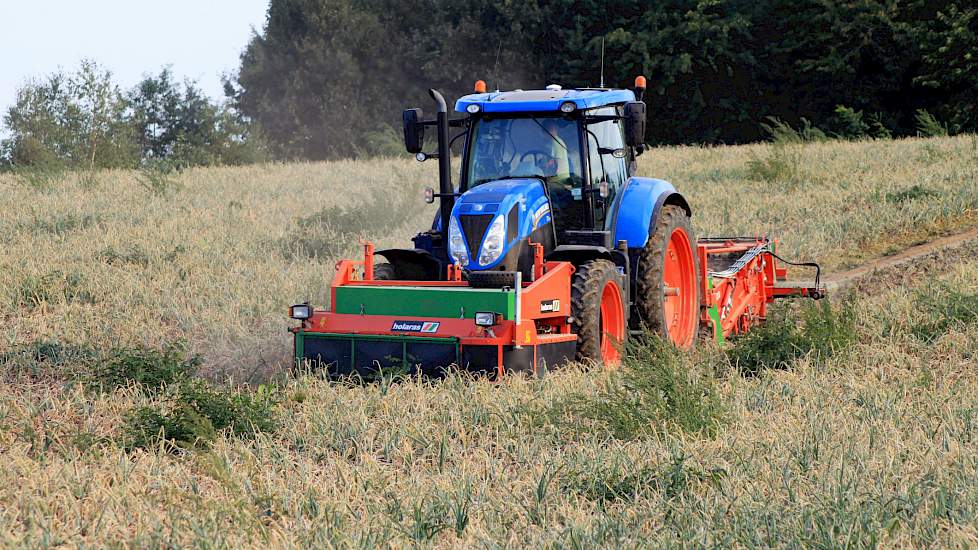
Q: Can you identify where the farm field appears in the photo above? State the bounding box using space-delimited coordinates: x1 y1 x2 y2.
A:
2 135 978 547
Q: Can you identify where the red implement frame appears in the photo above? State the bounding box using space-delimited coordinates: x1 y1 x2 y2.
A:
296 238 824 376
697 237 823 339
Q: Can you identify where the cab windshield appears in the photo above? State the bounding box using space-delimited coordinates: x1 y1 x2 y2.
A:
465 116 583 190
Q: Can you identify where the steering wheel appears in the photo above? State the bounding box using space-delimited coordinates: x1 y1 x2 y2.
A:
519 149 556 168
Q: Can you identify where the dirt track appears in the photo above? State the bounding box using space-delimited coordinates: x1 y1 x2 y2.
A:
826 226 978 296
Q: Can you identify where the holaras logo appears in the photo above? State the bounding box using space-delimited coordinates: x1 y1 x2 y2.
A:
391 320 440 333
540 299 560 313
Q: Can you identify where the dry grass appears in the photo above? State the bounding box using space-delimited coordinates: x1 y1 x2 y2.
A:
1 135 978 547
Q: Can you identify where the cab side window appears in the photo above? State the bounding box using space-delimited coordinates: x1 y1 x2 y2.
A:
587 107 628 229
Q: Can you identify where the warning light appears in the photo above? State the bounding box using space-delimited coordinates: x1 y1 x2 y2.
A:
474 80 487 93
634 76 647 90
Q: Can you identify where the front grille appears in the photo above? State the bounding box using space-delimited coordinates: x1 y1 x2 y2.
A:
459 214 493 257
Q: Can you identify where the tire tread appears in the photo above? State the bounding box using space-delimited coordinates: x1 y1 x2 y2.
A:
634 205 700 346
571 259 618 362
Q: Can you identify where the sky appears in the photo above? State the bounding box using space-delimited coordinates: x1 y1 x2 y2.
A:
0 0 269 117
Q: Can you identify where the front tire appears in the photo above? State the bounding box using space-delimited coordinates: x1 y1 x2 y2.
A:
635 205 700 349
571 259 626 366
373 262 396 280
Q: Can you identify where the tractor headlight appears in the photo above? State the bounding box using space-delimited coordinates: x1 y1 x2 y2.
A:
448 216 469 266
479 215 505 266
290 304 312 320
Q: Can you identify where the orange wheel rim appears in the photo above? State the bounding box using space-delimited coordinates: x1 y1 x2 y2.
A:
662 227 697 348
599 280 625 366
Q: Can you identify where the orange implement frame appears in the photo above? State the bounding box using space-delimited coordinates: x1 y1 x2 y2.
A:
297 237 824 377
301 240 578 378
696 237 823 339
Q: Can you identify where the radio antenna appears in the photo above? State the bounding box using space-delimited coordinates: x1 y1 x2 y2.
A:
599 37 605 88
491 40 502 91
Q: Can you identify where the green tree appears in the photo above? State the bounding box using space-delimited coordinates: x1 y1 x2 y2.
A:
912 2 978 133
229 0 978 158
233 0 535 160
2 60 137 170
130 68 266 167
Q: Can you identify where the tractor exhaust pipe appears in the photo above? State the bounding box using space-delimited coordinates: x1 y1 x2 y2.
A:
428 89 455 236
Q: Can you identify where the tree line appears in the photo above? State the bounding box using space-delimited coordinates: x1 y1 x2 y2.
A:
0 61 265 172
232 0 977 159
4 1 975 168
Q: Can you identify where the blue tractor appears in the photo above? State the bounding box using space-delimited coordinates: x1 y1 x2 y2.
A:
291 78 822 375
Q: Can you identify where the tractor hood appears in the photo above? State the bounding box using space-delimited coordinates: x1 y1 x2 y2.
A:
448 178 552 270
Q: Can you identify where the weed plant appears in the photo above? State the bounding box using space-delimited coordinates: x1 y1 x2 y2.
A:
726 300 857 373
136 158 182 196
908 284 978 343
88 344 200 394
916 109 949 137
124 380 279 451
885 184 939 204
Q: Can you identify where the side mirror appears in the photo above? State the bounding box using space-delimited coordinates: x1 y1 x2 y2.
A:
403 108 424 154
623 101 646 147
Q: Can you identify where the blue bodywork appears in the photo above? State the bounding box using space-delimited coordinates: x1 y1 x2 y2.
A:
451 178 551 269
613 177 688 249
456 88 636 114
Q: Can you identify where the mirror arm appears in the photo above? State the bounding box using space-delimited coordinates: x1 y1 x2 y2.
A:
582 115 621 124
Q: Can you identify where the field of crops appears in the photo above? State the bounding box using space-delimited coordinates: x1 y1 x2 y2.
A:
2 135 978 547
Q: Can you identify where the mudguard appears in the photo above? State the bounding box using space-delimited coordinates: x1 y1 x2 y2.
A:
612 177 691 249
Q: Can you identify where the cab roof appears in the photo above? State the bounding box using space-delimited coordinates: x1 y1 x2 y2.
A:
455 87 636 114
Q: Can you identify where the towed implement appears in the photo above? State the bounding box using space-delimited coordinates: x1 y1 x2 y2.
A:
290 78 824 378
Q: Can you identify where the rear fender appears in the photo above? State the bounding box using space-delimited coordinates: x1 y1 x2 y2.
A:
612 177 691 249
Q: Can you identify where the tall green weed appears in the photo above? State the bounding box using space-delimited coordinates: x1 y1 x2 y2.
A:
727 300 857 373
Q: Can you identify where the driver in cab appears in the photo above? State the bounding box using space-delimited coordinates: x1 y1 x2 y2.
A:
539 118 571 183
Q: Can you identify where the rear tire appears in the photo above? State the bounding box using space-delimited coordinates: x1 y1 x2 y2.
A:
634 205 700 349
571 259 626 366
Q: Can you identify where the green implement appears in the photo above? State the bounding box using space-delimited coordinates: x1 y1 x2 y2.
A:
333 286 516 319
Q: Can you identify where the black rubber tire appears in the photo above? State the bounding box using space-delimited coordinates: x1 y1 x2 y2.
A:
634 204 700 347
373 262 396 280
467 270 518 289
570 259 620 362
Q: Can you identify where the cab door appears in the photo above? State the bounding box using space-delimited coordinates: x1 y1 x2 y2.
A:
585 107 629 231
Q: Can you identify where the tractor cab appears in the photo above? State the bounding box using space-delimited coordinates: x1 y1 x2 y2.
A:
463 105 610 237
397 81 649 285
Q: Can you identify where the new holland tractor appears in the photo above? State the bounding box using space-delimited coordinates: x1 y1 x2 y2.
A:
289 78 824 378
